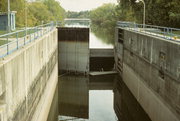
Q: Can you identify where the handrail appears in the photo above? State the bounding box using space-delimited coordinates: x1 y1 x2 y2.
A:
117 21 180 41
0 21 57 58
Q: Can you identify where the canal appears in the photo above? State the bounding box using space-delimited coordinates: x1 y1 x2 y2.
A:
47 22 151 121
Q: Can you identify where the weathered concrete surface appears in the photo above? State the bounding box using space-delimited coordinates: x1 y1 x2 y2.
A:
58 27 89 74
123 64 179 121
58 41 89 73
115 28 180 121
89 49 115 71
90 49 114 57
0 28 58 121
32 63 58 121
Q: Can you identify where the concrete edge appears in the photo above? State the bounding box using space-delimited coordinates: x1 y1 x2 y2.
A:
0 28 57 64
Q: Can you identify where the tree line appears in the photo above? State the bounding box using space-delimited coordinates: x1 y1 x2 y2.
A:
66 0 180 29
119 0 180 28
66 11 90 18
0 0 65 27
85 1 180 44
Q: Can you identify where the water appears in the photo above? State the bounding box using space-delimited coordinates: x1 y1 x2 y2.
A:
90 32 113 49
64 22 113 49
58 75 116 121
89 90 116 121
55 75 151 121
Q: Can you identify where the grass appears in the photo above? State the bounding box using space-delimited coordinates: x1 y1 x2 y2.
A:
0 29 38 46
172 31 180 35
171 31 180 39
0 29 39 38
0 40 8 46
0 31 8 35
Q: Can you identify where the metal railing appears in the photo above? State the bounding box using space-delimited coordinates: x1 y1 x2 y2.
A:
117 21 180 41
0 22 56 58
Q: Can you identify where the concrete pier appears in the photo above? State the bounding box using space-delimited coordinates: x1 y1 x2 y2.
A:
0 28 58 121
57 27 89 74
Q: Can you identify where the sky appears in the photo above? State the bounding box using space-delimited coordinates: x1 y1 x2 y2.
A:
58 0 118 12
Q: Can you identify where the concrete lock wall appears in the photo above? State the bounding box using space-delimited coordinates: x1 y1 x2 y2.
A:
58 27 89 74
115 28 180 121
90 49 114 71
0 28 58 121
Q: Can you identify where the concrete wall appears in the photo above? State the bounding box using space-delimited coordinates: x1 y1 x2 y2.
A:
0 28 58 121
90 49 114 71
58 27 89 74
90 49 114 57
58 41 89 73
115 28 180 121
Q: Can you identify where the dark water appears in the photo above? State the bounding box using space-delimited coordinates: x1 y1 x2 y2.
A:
48 75 151 121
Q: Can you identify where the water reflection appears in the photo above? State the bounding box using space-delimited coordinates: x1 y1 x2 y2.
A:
63 21 113 49
58 75 89 119
89 90 116 121
90 24 115 45
57 75 151 121
113 77 151 121
90 32 113 49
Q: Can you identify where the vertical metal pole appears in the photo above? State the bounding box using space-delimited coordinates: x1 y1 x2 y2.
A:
25 0 27 36
24 30 26 45
30 32 31 42
34 27 35 40
143 0 145 28
24 0 28 45
16 33 19 49
7 35 9 55
8 0 11 32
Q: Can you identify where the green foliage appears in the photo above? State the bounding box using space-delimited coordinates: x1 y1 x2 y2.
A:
44 0 65 21
90 3 117 31
91 24 114 44
118 0 180 28
0 0 7 12
0 0 65 27
90 3 119 44
28 2 54 26
0 0 26 27
0 40 7 46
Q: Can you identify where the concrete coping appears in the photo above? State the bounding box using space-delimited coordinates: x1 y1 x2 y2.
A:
117 27 180 45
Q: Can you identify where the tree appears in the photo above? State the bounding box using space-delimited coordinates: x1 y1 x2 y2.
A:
66 11 90 18
90 3 117 30
28 2 54 25
0 0 66 27
44 0 65 21
117 0 180 28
